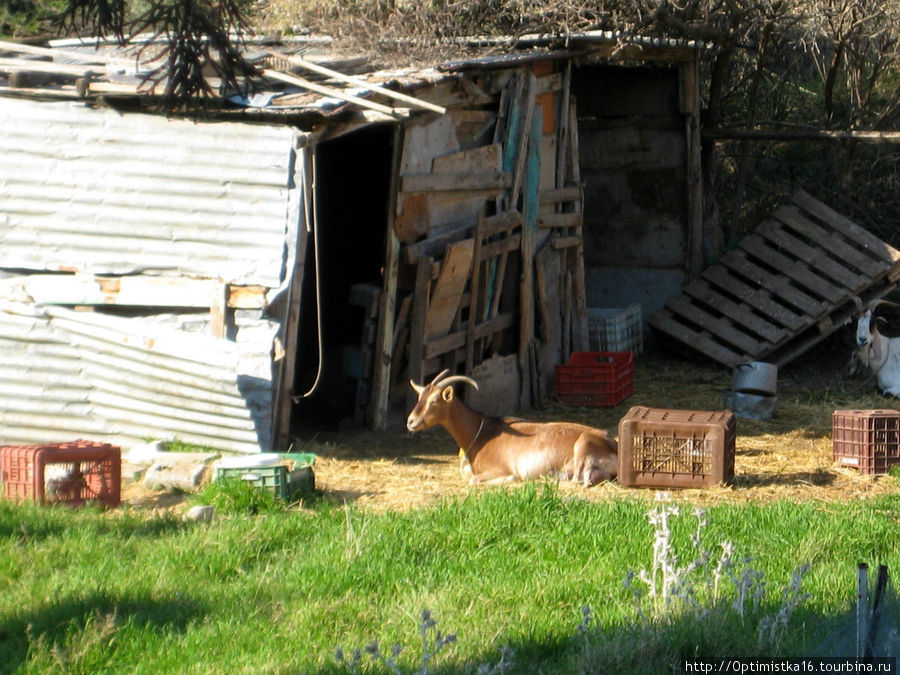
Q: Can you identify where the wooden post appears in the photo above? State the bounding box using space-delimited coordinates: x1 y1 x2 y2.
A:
209 281 227 339
567 100 590 352
370 124 405 430
865 564 889 658
465 212 486 374
857 562 869 658
274 149 312 449
684 55 704 279
519 103 541 409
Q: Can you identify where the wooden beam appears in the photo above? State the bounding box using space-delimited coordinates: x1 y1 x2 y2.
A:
261 68 408 119
703 128 900 143
400 171 512 192
0 39 136 68
265 48 447 115
0 274 250 308
0 58 99 77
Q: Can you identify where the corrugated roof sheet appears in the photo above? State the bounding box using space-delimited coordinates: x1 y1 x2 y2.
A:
0 96 299 287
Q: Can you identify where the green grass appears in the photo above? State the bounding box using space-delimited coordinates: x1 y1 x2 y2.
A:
2 485 900 673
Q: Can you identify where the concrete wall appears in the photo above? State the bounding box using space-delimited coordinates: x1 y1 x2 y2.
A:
574 65 688 321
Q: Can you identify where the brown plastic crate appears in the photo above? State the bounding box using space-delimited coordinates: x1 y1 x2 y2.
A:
617 406 736 489
833 409 900 475
0 440 121 507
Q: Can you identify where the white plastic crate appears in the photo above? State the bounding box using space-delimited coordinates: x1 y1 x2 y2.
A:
587 304 643 353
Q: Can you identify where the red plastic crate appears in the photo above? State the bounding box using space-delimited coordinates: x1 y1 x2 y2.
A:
0 440 121 507
833 409 900 475
617 406 736 489
554 351 633 407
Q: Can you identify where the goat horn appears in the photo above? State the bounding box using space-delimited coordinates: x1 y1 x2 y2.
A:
870 299 900 311
429 369 450 387
409 380 425 396
434 374 479 391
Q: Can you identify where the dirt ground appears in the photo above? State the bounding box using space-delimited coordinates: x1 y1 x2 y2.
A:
124 330 900 514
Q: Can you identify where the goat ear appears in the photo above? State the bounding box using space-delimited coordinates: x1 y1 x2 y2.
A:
441 386 454 402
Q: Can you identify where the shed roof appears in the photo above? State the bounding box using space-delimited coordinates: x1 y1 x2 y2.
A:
0 30 706 128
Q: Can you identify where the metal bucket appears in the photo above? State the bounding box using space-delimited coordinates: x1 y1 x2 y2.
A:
731 361 778 396
724 390 778 420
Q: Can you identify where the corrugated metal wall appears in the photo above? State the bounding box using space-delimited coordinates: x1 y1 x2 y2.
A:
0 97 296 287
0 97 304 453
0 303 273 453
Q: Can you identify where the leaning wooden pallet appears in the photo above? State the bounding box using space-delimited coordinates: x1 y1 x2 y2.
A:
649 190 900 368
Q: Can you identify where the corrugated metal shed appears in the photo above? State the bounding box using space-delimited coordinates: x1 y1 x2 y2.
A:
0 96 305 452
0 96 299 287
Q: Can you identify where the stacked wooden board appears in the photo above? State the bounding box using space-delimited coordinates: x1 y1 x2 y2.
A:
649 190 900 368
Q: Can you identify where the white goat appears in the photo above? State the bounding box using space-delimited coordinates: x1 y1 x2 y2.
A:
855 308 900 396
406 370 618 486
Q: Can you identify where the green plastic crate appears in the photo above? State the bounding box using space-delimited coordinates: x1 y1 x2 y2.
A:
215 458 315 500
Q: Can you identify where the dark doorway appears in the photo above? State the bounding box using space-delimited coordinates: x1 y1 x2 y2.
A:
291 124 394 431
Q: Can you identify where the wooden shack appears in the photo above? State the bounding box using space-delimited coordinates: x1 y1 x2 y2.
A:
0 32 708 451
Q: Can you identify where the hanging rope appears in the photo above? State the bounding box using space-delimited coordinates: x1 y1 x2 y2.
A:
294 151 325 400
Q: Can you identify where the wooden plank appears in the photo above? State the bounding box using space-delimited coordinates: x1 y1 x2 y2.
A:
427 143 504 236
649 310 747 367
481 233 522 259
370 125 404 430
228 285 268 309
538 213 582 229
683 278 788 344
432 143 502 173
465 213 487 374
426 312 516 358
792 190 900 264
0 273 228 308
262 69 407 118
0 39 136 67
264 48 447 114
394 191 430 244
425 239 474 340
540 186 581 206
209 282 227 339
400 171 512 192
738 235 845 303
550 236 582 250
567 100 589 352
701 265 806 331
666 295 766 354
772 205 890 274
518 103 541 408
562 271 572 358
535 243 561 348
721 249 827 316
755 218 869 291
555 61 572 197
406 256 432 410
482 210 523 237
0 58 99 77
507 72 537 212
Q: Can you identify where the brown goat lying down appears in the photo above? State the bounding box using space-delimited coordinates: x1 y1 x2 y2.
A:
407 370 617 486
